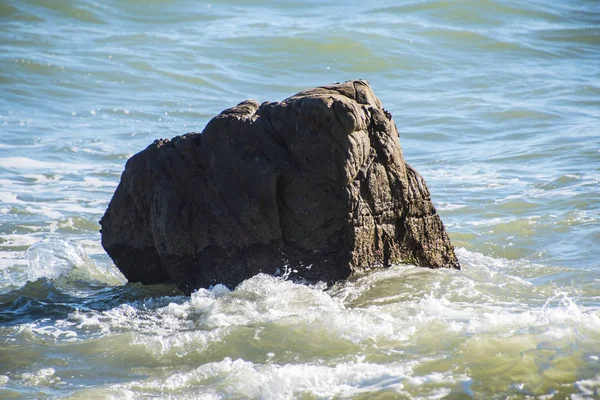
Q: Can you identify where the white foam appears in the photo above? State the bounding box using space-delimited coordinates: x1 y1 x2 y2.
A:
6 248 599 398
0 157 92 172
24 323 79 341
24 206 64 220
436 202 467 211
94 357 468 399
83 176 114 188
19 367 60 387
572 374 600 400
20 249 599 350
19 237 126 289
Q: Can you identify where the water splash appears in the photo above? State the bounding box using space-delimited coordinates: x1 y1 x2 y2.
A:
1 248 599 398
1 237 127 292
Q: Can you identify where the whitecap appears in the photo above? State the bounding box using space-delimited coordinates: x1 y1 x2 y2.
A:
19 367 60 387
19 237 126 290
76 357 469 399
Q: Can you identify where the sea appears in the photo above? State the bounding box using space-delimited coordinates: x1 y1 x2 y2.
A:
1 0 599 398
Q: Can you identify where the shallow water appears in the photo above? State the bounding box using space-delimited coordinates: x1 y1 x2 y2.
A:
1 0 599 398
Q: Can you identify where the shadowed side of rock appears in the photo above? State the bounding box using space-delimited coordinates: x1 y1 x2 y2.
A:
100 80 459 294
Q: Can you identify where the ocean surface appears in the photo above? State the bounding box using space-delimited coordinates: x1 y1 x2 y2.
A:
1 0 599 398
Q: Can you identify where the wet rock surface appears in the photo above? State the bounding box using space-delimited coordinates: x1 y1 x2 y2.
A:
100 80 459 294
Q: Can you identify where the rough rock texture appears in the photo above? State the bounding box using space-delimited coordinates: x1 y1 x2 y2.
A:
100 80 459 294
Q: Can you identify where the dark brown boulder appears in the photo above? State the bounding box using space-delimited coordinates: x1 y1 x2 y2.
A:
100 80 459 294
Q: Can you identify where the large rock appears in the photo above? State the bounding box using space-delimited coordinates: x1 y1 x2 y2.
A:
100 80 459 294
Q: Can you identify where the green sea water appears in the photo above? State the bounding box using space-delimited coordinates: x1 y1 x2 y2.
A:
1 0 599 398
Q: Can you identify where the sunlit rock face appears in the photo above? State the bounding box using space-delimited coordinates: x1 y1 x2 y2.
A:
100 80 459 294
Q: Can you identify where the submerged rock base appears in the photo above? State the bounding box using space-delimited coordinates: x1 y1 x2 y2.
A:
100 80 459 294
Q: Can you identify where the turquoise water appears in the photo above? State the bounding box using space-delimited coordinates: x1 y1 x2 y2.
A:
1 0 599 398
